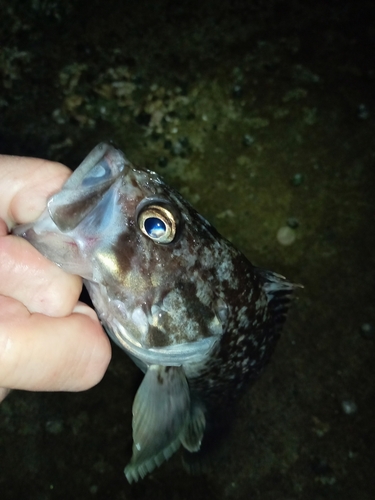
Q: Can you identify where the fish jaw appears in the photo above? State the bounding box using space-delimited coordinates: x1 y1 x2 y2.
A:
12 209 94 279
12 182 125 282
12 143 129 280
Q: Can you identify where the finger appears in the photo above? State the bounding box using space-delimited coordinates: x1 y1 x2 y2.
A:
0 388 11 402
0 235 82 317
0 155 71 228
0 297 111 392
0 218 9 236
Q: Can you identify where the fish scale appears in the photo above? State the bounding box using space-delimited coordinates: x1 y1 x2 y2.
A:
13 143 299 482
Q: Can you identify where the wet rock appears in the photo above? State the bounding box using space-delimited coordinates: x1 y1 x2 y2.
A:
341 400 358 415
287 217 299 229
357 104 369 120
242 134 255 146
291 173 304 186
45 419 64 435
277 226 296 246
360 323 374 339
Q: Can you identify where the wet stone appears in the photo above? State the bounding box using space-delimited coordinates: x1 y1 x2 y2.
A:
171 137 191 157
287 217 299 229
232 84 243 98
242 134 255 147
45 419 64 435
277 226 296 246
341 400 358 415
357 104 369 120
291 173 304 186
360 322 374 340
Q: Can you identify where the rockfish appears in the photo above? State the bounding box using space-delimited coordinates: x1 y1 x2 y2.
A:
13 143 297 482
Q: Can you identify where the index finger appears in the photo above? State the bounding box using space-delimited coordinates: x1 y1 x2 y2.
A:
0 155 71 228
0 154 81 316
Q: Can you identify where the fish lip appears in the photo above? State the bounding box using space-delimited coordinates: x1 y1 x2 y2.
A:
14 225 78 253
11 222 33 238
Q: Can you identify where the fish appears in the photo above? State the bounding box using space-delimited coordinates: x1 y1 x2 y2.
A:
13 143 298 482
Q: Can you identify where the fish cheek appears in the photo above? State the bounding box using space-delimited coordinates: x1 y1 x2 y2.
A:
175 281 218 338
151 282 220 346
112 229 138 272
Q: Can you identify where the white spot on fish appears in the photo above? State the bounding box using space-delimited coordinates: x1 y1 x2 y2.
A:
132 307 149 338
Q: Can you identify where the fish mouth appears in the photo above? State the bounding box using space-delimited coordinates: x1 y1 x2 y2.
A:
12 215 94 279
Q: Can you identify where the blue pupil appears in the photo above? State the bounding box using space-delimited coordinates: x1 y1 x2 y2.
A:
144 217 166 239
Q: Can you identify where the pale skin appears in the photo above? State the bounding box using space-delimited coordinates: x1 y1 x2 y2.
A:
0 154 111 402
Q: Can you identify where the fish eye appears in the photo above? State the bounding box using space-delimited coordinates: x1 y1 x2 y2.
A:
138 205 177 244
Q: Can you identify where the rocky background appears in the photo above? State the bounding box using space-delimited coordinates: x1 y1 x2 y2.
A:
0 1 374 499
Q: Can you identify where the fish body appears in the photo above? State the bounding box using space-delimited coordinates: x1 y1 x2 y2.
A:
13 143 297 482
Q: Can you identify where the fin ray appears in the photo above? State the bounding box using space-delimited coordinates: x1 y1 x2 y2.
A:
180 403 206 452
125 365 190 483
258 268 302 330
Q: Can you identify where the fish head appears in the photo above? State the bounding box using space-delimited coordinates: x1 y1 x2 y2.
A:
14 143 230 365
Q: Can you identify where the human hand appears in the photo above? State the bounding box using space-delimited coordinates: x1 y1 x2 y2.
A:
0 154 111 402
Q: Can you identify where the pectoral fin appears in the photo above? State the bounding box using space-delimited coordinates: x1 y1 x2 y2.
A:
125 365 190 483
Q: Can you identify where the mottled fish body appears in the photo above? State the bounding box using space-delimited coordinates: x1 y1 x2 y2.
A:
13 143 297 482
